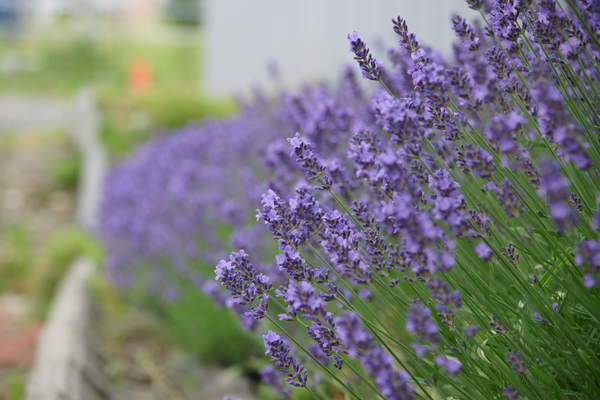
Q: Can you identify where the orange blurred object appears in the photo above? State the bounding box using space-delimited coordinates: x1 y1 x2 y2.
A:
0 296 41 368
128 58 153 94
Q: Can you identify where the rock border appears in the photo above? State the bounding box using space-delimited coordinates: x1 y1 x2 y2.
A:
25 257 111 400
25 89 111 400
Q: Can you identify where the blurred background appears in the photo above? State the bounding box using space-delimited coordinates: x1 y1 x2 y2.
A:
0 0 472 398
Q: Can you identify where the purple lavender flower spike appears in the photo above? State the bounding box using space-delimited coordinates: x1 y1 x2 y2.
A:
263 331 308 388
427 277 462 311
538 160 578 232
215 250 271 319
490 315 507 335
288 133 333 190
278 280 325 317
392 16 420 53
335 312 414 400
495 179 523 218
503 386 519 400
506 350 528 376
434 354 462 375
569 193 584 213
501 243 519 265
574 240 600 288
466 0 483 10
429 169 470 237
452 15 480 51
347 31 383 81
517 153 541 189
485 112 525 154
406 304 440 346
462 325 481 338
488 1 524 43
474 242 493 261
263 331 293 368
457 144 495 179
533 312 550 325
320 210 372 284
334 312 372 358
531 84 590 170
583 275 596 288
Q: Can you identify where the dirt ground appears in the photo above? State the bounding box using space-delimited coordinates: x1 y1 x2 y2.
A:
0 129 76 398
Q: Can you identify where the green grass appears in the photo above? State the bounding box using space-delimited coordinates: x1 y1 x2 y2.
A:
151 281 262 366
0 225 32 293
7 371 25 400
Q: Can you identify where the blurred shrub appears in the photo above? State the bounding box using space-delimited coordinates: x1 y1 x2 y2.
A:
98 87 236 157
48 151 80 189
163 0 202 25
0 26 199 96
147 274 261 366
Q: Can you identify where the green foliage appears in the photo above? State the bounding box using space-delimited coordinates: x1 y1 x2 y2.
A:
48 151 80 189
98 87 236 157
7 371 25 400
30 227 103 318
0 225 32 292
145 269 261 366
163 0 202 25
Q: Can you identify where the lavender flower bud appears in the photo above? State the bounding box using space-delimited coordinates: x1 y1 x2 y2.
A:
347 31 383 81
452 15 480 51
474 242 493 261
434 354 462 375
490 315 507 335
462 325 481 338
574 240 600 288
569 193 584 212
533 312 550 325
263 331 308 388
335 312 414 400
503 386 519 400
501 243 519 265
466 0 483 10
495 179 523 218
392 16 420 53
538 160 579 232
288 133 333 190
406 304 440 345
506 350 528 376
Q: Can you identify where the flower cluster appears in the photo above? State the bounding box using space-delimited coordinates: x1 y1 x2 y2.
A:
100 1 600 399
263 331 308 388
215 250 271 320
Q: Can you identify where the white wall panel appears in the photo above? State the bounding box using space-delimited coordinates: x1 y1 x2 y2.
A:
202 0 478 96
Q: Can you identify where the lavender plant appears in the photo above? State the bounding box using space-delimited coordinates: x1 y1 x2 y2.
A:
101 0 600 398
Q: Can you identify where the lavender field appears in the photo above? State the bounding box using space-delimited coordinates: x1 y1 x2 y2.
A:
100 1 600 399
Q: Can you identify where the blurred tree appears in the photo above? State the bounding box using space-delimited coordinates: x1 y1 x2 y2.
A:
163 0 200 25
0 0 19 33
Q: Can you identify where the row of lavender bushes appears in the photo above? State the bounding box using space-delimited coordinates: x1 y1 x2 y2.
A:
100 0 600 398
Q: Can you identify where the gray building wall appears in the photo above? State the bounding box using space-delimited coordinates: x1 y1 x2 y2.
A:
201 0 477 96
